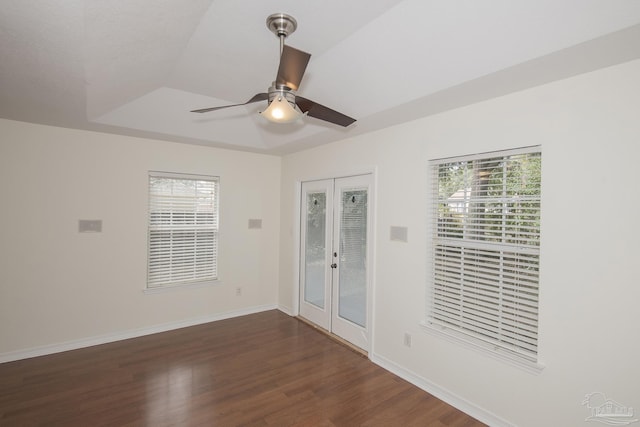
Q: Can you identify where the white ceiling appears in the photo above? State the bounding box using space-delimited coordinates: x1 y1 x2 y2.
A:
2 0 640 155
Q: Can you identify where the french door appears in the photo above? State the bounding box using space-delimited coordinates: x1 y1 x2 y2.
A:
299 174 372 351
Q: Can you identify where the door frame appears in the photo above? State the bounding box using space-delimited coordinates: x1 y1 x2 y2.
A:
292 169 377 354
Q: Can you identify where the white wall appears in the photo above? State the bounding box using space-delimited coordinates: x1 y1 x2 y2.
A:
279 59 640 426
0 120 281 358
2 59 638 427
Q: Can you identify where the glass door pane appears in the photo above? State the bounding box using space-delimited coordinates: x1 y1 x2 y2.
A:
338 188 368 327
304 192 327 309
299 179 333 331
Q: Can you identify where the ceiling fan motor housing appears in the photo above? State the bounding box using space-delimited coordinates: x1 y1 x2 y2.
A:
268 84 296 105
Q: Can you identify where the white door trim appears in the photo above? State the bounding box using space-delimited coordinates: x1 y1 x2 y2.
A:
294 169 376 353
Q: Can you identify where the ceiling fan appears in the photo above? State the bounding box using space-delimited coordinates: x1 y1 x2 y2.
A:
190 13 356 127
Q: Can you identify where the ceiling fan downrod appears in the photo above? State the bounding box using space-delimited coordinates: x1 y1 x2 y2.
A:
266 13 297 55
265 12 301 117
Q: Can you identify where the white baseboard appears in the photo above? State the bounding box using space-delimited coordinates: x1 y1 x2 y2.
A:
370 352 513 427
0 304 278 364
277 304 294 316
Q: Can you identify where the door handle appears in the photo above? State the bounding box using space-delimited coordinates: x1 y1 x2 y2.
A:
331 263 337 269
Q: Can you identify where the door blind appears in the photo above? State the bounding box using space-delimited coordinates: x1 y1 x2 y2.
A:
147 172 219 288
429 148 541 361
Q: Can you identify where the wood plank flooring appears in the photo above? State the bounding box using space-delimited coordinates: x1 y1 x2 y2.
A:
0 310 486 426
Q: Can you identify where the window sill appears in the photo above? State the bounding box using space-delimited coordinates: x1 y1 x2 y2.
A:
143 279 222 294
419 321 545 375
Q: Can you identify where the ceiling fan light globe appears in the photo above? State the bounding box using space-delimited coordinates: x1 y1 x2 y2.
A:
261 97 302 124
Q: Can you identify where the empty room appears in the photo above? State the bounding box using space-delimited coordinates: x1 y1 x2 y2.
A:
1 1 639 426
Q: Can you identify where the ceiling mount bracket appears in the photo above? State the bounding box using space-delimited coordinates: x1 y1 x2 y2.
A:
266 13 297 39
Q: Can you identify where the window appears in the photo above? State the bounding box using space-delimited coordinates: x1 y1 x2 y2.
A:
147 172 219 289
427 147 541 364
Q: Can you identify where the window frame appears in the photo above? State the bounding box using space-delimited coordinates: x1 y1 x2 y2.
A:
146 171 220 291
423 146 543 372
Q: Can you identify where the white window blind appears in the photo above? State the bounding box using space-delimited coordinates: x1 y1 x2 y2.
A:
428 147 541 362
147 172 219 289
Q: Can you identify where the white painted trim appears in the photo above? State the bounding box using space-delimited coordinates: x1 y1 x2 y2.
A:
143 279 223 294
420 321 545 374
368 166 379 356
296 166 379 184
277 305 294 316
291 179 302 316
0 304 277 364
370 352 514 427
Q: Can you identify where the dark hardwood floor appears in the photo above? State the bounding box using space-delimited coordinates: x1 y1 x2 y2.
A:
0 310 485 426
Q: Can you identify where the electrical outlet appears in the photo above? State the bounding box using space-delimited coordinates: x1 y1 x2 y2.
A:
235 287 242 296
403 332 412 348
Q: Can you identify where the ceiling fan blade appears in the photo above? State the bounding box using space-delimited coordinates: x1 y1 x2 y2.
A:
190 93 268 113
276 45 311 91
295 96 356 127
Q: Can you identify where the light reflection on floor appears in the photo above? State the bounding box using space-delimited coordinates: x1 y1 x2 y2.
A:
145 364 193 425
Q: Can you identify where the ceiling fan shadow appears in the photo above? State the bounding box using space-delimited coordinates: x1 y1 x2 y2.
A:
190 110 252 122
